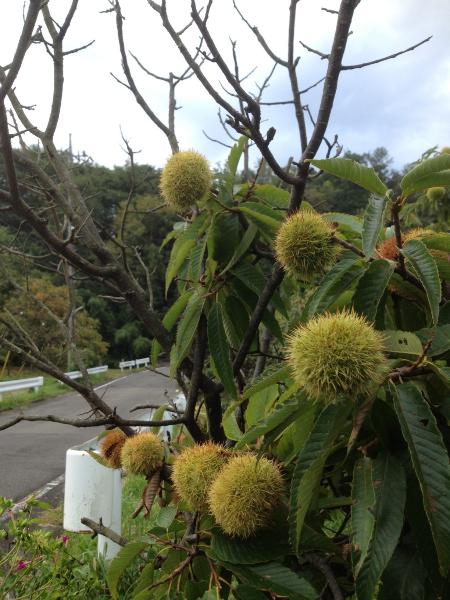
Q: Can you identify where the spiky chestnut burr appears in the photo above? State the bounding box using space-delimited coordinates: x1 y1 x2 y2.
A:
286 309 387 402
160 150 211 211
208 454 284 538
172 442 230 512
120 432 164 476
274 211 339 280
99 429 127 469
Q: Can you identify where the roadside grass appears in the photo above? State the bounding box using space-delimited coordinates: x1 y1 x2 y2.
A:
1 474 150 598
39 472 151 552
0 368 127 412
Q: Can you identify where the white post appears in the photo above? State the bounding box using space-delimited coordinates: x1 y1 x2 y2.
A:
63 449 122 560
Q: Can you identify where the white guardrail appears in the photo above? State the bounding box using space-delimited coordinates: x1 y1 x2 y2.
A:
119 357 149 371
64 365 109 381
0 376 44 400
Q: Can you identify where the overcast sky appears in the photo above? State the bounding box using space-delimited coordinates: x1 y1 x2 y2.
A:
1 0 449 171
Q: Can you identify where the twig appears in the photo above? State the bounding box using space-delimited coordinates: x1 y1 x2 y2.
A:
80 517 127 546
304 553 344 600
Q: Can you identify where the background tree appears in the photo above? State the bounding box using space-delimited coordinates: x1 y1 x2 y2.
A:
1 2 449 599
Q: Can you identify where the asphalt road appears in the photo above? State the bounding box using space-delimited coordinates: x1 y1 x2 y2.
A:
0 370 176 501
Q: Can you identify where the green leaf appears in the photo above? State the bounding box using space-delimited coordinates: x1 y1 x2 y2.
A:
221 294 249 349
210 511 290 564
220 222 258 275
383 330 423 358
222 410 243 441
165 238 195 295
235 396 305 450
302 258 364 320
188 238 207 282
421 233 450 253
402 239 441 324
362 194 388 258
242 365 291 400
379 547 426 600
416 324 450 357
175 292 205 367
351 457 376 576
207 212 240 264
132 562 154 597
234 585 268 600
239 203 282 234
393 383 450 575
151 292 191 367
353 259 394 321
232 262 286 317
86 450 112 469
207 302 236 398
218 136 247 204
355 453 406 600
222 562 317 600
107 542 148 599
241 183 290 208
289 402 351 552
400 154 450 196
309 158 388 196
324 212 363 234
156 505 178 529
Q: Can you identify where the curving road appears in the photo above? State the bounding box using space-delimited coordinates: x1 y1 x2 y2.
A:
0 370 176 501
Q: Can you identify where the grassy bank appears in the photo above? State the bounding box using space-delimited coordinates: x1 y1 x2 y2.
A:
0 369 125 412
1 474 151 598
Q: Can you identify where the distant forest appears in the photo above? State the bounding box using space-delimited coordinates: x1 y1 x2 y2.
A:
0 146 423 366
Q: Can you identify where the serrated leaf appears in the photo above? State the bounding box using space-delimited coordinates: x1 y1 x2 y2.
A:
402 239 441 324
210 511 290 565
302 258 364 320
352 457 376 576
239 203 282 234
242 183 290 208
151 292 191 367
220 222 258 275
393 383 450 575
401 154 450 196
132 562 154 597
218 136 247 204
383 330 423 358
175 293 205 367
416 324 450 357
165 238 196 295
207 212 240 264
222 561 317 600
188 238 206 282
353 259 394 321
222 410 243 441
232 262 286 317
242 365 291 400
324 212 363 234
379 546 426 600
309 158 388 196
107 542 148 599
221 294 249 349
289 402 351 552
86 449 112 469
234 396 305 450
362 195 388 258
421 233 450 253
207 302 236 398
355 453 406 600
156 505 177 529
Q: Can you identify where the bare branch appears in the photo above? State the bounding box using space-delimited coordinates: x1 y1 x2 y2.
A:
0 412 185 433
341 36 431 70
232 0 288 67
0 0 41 101
81 517 127 546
